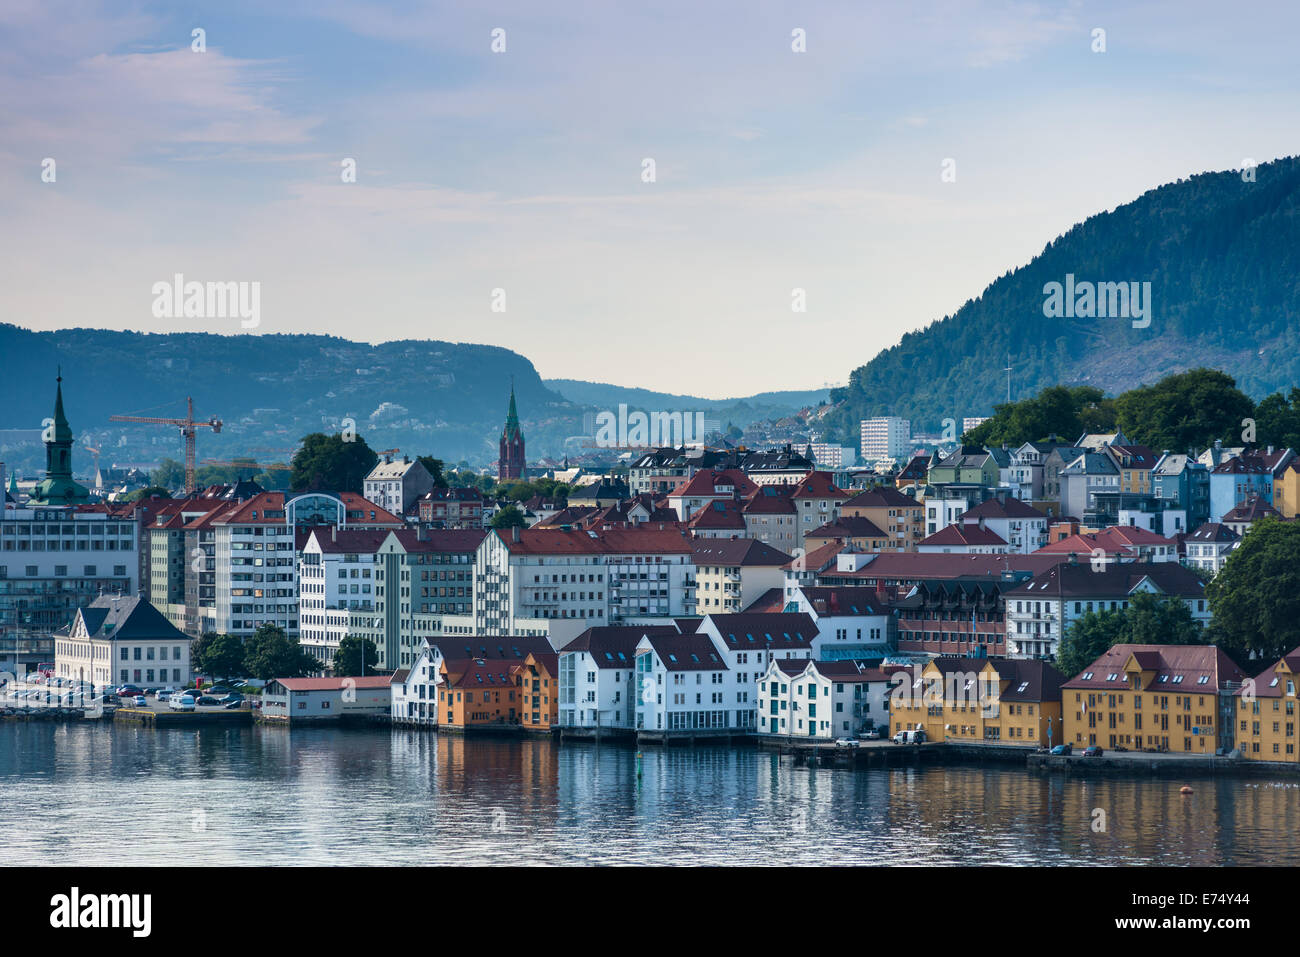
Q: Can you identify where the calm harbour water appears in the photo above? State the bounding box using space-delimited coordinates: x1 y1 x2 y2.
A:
1 722 1296 866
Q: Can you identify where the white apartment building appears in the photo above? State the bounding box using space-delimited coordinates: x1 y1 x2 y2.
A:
473 526 696 639
1183 522 1239 576
959 497 1049 554
808 444 856 470
205 491 403 644
785 586 893 661
694 611 819 730
1004 561 1212 660
557 624 682 729
757 658 893 738
860 417 911 462
634 630 739 733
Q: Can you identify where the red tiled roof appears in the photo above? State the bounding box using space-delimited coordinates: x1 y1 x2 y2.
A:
669 469 758 499
791 470 848 500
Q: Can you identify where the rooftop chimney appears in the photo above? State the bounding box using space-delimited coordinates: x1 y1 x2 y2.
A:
331 526 337 543
511 525 520 543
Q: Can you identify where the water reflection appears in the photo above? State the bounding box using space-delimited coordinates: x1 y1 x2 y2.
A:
0 724 1293 865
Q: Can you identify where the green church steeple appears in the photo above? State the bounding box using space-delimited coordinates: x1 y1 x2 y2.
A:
29 369 90 507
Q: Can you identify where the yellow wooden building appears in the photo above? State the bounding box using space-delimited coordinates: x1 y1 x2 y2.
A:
1060 644 1247 752
890 657 1065 747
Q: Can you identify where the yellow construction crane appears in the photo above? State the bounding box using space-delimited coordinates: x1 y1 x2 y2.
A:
111 398 222 494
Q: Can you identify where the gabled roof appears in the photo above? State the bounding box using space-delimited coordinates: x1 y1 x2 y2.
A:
742 587 787 613
797 587 888 617
806 516 888 540
790 470 848 500
669 469 757 499
700 611 818 649
1062 644 1245 691
366 458 424 481
994 659 1067 702
687 499 747 530
783 540 846 573
690 538 791 566
826 552 1067 582
428 636 556 663
841 485 919 509
1034 526 1177 556
960 498 1047 521
742 485 798 514
74 595 186 641
1186 522 1239 543
559 625 682 666
1240 647 1300 698
639 632 727 671
1222 497 1280 523
1006 561 1206 600
919 523 1008 547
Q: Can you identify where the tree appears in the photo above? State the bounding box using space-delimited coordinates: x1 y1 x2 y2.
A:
417 455 448 489
192 632 247 679
963 385 1111 447
123 486 171 502
290 432 378 494
1113 368 1255 451
242 623 318 679
1254 387 1300 451
333 635 380 677
1056 608 1127 680
149 458 186 491
1205 518 1300 663
490 504 527 529
1055 593 1204 678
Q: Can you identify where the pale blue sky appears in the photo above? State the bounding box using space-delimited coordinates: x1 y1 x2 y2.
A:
2 0 1298 396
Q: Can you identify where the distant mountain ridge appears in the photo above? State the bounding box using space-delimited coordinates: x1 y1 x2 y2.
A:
0 325 825 474
543 379 829 423
825 155 1300 442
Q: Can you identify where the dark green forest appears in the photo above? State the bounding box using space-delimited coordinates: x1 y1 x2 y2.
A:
826 156 1300 441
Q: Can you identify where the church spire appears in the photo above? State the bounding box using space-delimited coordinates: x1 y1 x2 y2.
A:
503 378 521 440
29 370 89 506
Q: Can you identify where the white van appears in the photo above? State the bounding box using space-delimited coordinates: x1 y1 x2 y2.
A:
892 729 927 745
169 694 195 712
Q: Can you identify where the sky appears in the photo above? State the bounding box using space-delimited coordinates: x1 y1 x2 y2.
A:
2 0 1299 398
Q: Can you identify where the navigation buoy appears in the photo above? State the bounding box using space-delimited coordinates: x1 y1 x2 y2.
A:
1180 785 1193 795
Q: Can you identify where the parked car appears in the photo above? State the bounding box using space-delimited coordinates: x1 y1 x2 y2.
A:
197 696 221 706
834 738 860 748
169 695 195 712
1050 744 1072 755
219 693 244 704
155 688 177 700
1082 746 1104 757
860 729 881 740
116 685 143 697
132 695 148 707
207 685 235 696
223 700 244 710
